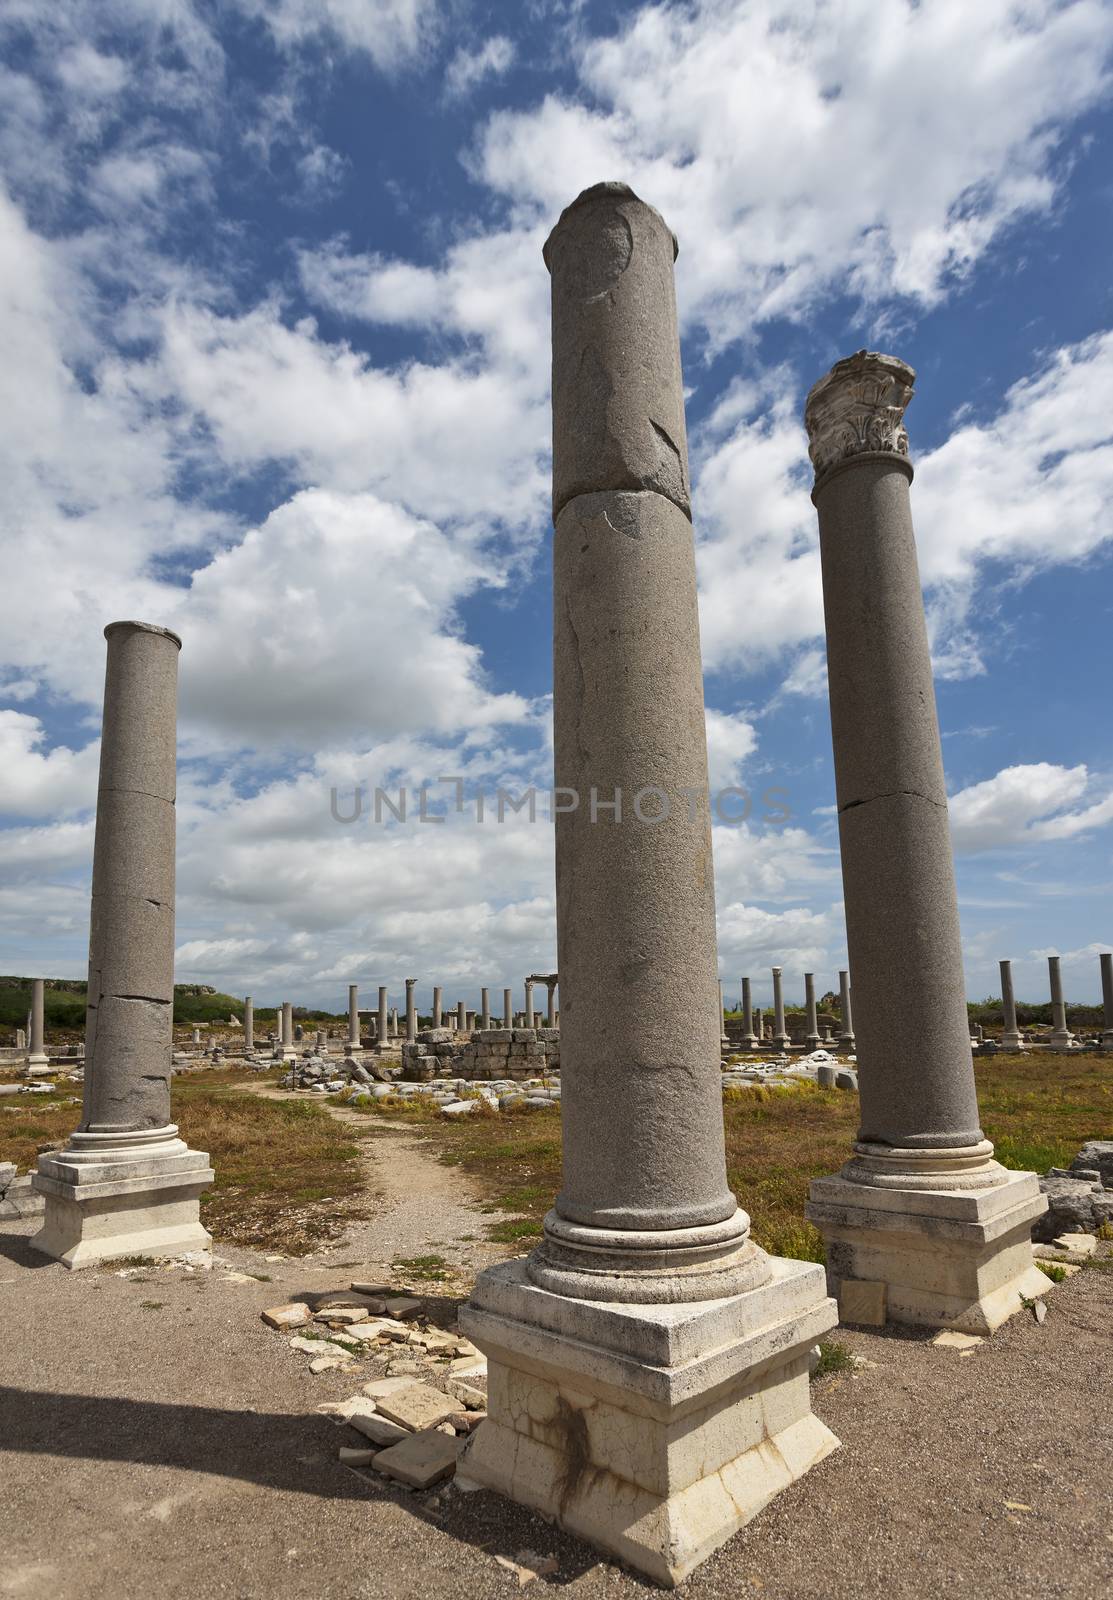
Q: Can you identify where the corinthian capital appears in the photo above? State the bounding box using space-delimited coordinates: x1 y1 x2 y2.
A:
804 350 915 485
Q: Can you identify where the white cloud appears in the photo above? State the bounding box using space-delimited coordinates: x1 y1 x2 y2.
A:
0 713 100 818
949 763 1113 852
444 35 515 102
703 708 758 792
237 0 439 70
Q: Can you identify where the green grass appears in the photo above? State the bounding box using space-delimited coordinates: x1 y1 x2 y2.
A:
393 1254 452 1281
1036 1261 1068 1283
812 1339 856 1379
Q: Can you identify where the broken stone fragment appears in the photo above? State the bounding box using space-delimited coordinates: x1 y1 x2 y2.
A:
261 1303 312 1330
371 1427 462 1489
347 1412 409 1447
376 1383 463 1432
314 1305 369 1325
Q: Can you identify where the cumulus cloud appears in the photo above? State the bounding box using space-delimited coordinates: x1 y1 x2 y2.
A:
0 714 100 818
233 0 439 70
949 763 1113 852
444 35 515 101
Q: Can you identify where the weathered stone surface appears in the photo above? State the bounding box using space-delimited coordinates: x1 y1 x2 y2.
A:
347 1412 409 1447
376 1383 461 1432
838 1279 886 1326
1069 1141 1113 1188
373 1427 462 1489
383 1296 422 1318
261 1302 311 1329
1035 1169 1113 1241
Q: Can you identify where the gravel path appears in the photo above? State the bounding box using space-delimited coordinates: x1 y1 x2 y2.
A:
2 1207 1109 1600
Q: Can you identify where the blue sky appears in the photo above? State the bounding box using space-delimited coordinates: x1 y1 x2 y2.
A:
1 0 1111 1015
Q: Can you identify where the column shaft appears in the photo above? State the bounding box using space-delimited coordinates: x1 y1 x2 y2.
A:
244 997 254 1054
740 977 755 1046
804 973 820 1048
503 987 512 1028
377 986 388 1048
999 961 1022 1049
838 970 855 1049
405 978 417 1043
433 987 443 1029
481 988 490 1029
1100 953 1113 1047
772 968 788 1048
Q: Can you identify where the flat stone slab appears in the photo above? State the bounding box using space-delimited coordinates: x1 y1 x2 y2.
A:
383 1296 422 1318
261 1303 312 1330
1051 1233 1097 1256
376 1383 462 1432
348 1413 410 1447
372 1427 462 1488
932 1331 983 1350
838 1279 886 1327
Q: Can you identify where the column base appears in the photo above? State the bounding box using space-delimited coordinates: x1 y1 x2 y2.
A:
1000 1032 1025 1051
457 1256 838 1587
24 1054 51 1078
1049 1032 1077 1052
30 1126 213 1271
806 1156 1049 1335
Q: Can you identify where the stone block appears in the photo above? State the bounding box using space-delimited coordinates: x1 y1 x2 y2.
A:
372 1427 462 1488
261 1303 312 1330
837 1279 886 1326
376 1383 462 1432
347 1412 409 1447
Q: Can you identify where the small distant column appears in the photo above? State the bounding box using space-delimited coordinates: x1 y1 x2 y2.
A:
717 980 728 1046
432 987 443 1029
837 970 855 1051
771 967 789 1048
405 978 417 1043
523 978 534 1029
1047 956 1075 1050
281 1002 295 1060
377 987 388 1050
503 987 513 1028
389 1006 398 1038
804 973 820 1050
480 988 491 1030
348 984 360 1049
31 621 212 1268
545 978 557 1028
1100 953 1113 1049
243 997 254 1055
754 1007 764 1041
466 1009 476 1032
26 979 49 1075
456 1000 466 1033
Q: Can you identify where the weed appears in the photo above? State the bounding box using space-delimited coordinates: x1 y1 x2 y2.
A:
812 1339 856 1379
393 1254 451 1281
1035 1261 1067 1283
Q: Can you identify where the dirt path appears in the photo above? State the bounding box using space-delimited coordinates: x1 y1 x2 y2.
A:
233 1083 516 1281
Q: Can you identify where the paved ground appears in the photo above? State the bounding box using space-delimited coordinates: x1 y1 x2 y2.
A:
3 1203 1110 1600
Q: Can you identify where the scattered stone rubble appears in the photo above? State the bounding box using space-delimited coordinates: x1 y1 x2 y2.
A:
1036 1140 1113 1242
261 1281 488 1492
402 1026 560 1081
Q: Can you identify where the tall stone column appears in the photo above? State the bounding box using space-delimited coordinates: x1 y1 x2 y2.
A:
432 986 443 1029
376 987 388 1051
837 970 855 1051
771 966 788 1048
347 984 360 1049
999 961 1023 1051
32 622 212 1269
1100 952 1113 1049
803 352 1046 1333
459 183 837 1585
243 997 254 1055
545 978 557 1027
1047 956 1075 1050
754 1007 764 1041
738 976 757 1048
456 1000 466 1033
503 987 512 1028
523 978 534 1029
389 1006 398 1038
280 1001 296 1061
405 978 417 1043
26 978 49 1075
804 973 820 1050
717 979 728 1045
480 988 491 1030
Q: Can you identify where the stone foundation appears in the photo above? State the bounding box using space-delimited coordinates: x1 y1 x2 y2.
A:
458 1257 838 1587
402 1027 559 1082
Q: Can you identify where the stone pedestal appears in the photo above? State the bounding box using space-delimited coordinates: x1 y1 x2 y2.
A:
802 353 1046 1332
26 978 49 1076
32 622 212 1270
459 184 836 1587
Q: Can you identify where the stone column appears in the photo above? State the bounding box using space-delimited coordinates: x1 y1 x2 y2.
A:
32 622 212 1269
803 351 1046 1333
804 973 820 1050
26 978 49 1075
243 997 254 1055
480 988 491 1030
456 1000 466 1034
523 978 534 1030
837 970 855 1051
280 1001 295 1061
348 984 360 1049
432 986 443 1029
459 183 837 1585
545 978 557 1027
771 966 788 1048
503 987 512 1028
1100 952 1113 1049
389 1006 398 1037
377 986 388 1052
403 978 416 1043
739 976 757 1048
717 979 728 1045
754 1007 764 1041
1047 956 1075 1050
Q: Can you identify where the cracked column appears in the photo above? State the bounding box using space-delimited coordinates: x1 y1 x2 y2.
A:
804 973 821 1050
771 966 789 1049
376 986 388 1053
459 183 837 1586
25 978 48 1075
999 961 1023 1051
432 986 443 1029
32 622 212 1269
837 970 855 1052
243 996 254 1056
1047 956 1075 1050
348 984 361 1051
405 978 417 1043
803 352 1046 1333
739 976 757 1048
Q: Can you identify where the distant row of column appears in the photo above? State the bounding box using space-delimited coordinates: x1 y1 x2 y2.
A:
726 968 855 1050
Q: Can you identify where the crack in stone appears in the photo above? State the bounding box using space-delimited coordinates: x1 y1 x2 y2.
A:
839 788 944 814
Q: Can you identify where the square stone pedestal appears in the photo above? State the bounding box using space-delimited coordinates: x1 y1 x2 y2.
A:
806 1168 1049 1334
24 1055 51 1078
457 1256 838 1587
31 1126 213 1270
